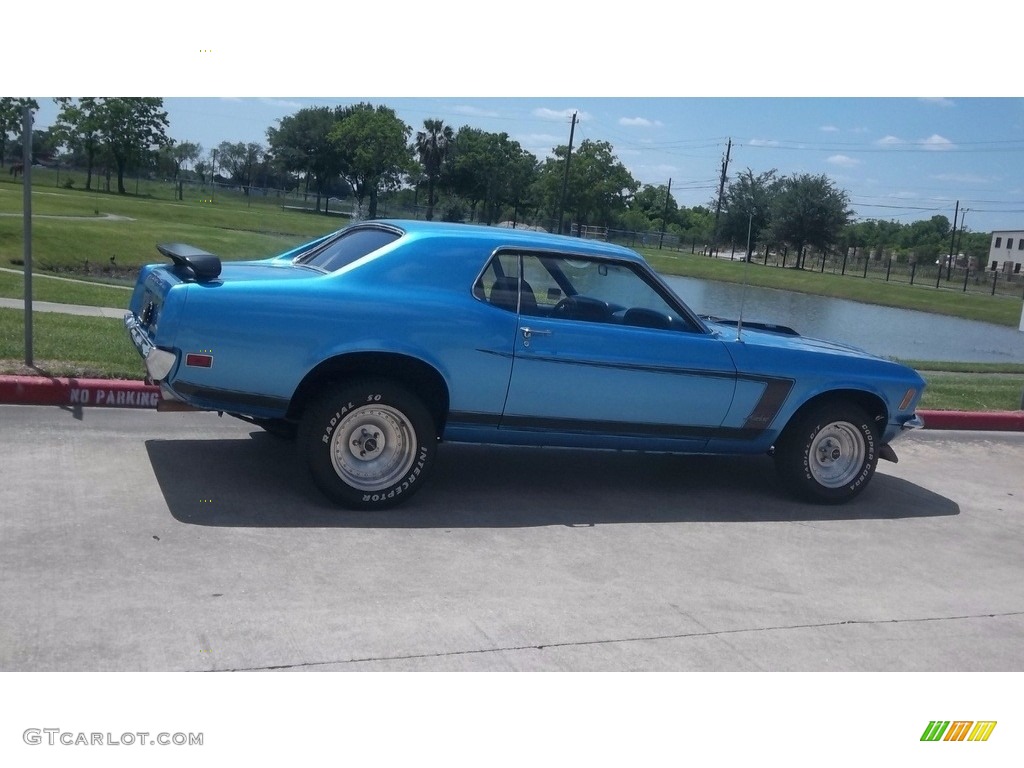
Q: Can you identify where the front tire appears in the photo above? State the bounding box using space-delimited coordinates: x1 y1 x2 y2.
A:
300 380 437 510
775 402 879 504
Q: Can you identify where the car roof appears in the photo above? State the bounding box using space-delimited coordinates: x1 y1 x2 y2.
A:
368 219 647 264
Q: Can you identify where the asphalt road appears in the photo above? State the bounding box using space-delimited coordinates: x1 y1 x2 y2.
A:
1 404 1022 672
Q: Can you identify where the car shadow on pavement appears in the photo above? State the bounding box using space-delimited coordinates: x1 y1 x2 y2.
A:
146 434 959 528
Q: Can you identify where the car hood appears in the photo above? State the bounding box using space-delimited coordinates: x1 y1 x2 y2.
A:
703 318 879 359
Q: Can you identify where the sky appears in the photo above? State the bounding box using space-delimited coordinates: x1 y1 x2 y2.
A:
6 0 1023 237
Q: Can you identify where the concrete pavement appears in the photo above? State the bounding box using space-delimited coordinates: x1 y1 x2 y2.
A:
0 405 1021 671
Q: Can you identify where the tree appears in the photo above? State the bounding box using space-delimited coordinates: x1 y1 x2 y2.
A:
52 98 104 190
267 106 345 213
446 127 538 224
92 98 170 194
330 103 412 219
769 173 850 269
681 205 716 246
536 139 638 228
721 168 778 259
414 118 453 221
628 183 679 231
214 141 264 191
33 127 61 162
161 140 202 182
898 214 951 261
0 98 39 166
499 140 539 225
447 126 494 221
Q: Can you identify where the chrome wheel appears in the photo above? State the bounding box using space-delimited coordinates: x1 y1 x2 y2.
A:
301 379 437 510
775 402 879 504
807 421 865 488
329 404 418 492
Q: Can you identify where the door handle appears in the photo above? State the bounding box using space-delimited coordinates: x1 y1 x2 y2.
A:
520 327 552 346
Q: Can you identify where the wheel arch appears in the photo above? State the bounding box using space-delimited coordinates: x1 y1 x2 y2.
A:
287 352 450 434
776 388 888 445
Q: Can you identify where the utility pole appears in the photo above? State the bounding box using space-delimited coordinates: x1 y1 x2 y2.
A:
953 209 968 282
712 138 732 256
556 111 577 235
658 178 672 249
939 200 958 287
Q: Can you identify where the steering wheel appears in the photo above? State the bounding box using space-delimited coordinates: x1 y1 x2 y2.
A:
552 297 576 317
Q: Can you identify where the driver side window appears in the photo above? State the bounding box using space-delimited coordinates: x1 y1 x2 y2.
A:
522 253 688 330
475 250 694 331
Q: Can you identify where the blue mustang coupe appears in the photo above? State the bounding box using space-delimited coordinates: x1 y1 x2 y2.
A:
125 219 925 509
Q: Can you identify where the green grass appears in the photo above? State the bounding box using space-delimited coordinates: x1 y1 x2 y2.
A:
0 270 131 308
641 248 1024 328
918 372 1024 411
899 359 1024 374
0 175 340 273
0 308 144 379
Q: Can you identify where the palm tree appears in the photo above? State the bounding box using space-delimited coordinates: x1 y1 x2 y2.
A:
414 118 453 221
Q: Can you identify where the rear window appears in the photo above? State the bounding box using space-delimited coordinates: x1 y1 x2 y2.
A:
296 227 401 271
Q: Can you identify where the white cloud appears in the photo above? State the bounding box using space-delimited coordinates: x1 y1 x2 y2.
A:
876 135 904 146
452 105 500 118
258 98 303 110
820 125 840 132
532 107 591 122
919 97 955 107
827 154 860 168
619 116 663 127
922 134 954 150
748 138 779 147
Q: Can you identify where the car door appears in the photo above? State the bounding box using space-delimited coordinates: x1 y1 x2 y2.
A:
499 252 738 450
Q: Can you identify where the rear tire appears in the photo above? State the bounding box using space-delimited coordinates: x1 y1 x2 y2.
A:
299 379 437 510
775 402 879 504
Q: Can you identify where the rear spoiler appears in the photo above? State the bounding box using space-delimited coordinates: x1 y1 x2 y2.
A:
156 243 222 282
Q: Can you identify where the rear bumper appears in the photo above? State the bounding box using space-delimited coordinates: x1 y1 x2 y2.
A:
124 311 177 382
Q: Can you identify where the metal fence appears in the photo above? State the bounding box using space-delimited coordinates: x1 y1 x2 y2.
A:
727 248 1024 301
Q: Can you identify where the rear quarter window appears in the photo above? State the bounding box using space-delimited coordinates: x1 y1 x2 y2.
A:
297 227 401 271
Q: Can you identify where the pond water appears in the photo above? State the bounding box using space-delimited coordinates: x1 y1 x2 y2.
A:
662 275 1024 364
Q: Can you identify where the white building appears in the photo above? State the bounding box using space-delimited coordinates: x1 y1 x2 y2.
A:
987 230 1024 274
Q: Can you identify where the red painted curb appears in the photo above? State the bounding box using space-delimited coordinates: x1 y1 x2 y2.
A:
917 409 1024 432
0 375 159 409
